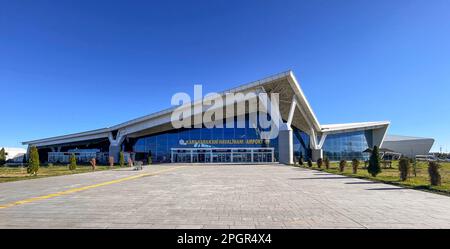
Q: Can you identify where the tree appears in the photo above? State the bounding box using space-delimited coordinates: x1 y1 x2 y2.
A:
27 146 40 175
324 157 330 169
0 147 6 166
339 160 346 172
352 159 359 174
119 151 125 167
69 153 77 170
367 146 382 177
412 158 417 177
89 158 96 171
108 156 114 167
398 157 411 181
317 158 323 168
428 161 441 186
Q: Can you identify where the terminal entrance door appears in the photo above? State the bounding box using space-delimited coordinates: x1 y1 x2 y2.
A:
192 150 210 163
172 150 191 163
171 148 274 163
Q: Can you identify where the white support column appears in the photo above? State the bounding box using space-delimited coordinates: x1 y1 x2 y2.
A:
287 96 297 127
309 128 318 150
309 129 326 162
317 134 328 149
108 131 126 163
278 123 293 165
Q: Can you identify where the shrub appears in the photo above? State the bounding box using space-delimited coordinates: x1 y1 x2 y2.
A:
148 155 152 165
307 159 313 168
108 156 114 167
27 146 40 175
428 161 441 186
398 157 411 181
69 153 77 170
0 147 6 166
298 155 304 166
317 158 323 168
90 158 96 171
351 159 359 174
368 146 382 177
119 151 125 167
324 157 330 169
339 160 346 172
412 159 417 177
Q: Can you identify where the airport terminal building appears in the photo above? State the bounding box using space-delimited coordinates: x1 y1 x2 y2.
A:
23 71 409 165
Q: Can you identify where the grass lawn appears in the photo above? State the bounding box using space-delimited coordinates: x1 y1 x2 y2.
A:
297 160 450 196
0 165 122 183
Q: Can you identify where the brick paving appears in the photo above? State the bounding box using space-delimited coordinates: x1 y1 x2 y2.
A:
1 164 450 229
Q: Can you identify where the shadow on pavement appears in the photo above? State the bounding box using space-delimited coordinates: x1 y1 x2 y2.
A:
289 176 353 180
366 187 404 191
345 181 379 185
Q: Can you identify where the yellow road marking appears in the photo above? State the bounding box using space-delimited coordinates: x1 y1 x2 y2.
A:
0 166 185 209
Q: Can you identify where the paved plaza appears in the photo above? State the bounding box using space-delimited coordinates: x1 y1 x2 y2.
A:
1 164 450 229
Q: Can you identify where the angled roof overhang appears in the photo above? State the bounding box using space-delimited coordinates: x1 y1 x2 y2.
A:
23 71 322 146
320 121 390 135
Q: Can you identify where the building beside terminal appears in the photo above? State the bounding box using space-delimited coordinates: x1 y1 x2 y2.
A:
0 147 26 163
381 135 435 158
22 71 431 165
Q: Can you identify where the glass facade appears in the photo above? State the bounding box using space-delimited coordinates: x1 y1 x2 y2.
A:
129 119 373 163
293 129 311 160
322 130 373 161
131 115 279 163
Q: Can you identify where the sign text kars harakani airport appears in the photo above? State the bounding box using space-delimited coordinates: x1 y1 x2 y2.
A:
170 84 281 139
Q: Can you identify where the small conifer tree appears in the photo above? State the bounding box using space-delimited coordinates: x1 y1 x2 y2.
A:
368 146 382 177
0 147 6 166
27 146 40 175
339 160 346 172
317 158 323 168
352 159 359 174
89 158 96 171
398 157 411 181
69 153 77 170
119 151 125 167
324 157 330 169
428 161 441 186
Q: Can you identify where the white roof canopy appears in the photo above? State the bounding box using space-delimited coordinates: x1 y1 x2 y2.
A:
23 71 389 147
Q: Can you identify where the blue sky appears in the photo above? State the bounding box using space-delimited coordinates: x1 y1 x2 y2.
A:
1 0 449 152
